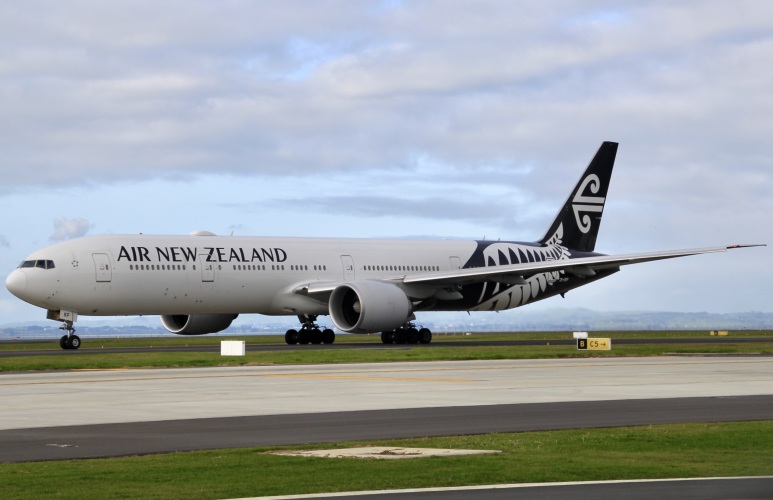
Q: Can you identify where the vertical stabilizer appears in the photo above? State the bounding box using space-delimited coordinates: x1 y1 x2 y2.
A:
539 141 618 252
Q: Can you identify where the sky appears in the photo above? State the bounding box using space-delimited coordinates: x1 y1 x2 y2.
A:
1 1 771 328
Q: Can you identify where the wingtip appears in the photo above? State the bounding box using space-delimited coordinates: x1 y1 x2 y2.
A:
727 244 766 249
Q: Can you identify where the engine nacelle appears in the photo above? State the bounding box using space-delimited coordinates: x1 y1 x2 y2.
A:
160 314 239 335
329 281 412 334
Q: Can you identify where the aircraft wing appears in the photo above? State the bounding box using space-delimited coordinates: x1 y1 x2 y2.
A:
294 244 763 298
402 244 764 286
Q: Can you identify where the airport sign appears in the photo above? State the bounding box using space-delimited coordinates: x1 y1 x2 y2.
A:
577 338 612 350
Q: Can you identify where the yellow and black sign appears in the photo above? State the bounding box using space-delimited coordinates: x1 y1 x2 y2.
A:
577 338 611 350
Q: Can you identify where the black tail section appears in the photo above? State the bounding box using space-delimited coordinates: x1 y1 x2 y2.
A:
539 141 618 252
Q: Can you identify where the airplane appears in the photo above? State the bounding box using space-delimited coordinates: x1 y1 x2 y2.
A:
5 141 764 350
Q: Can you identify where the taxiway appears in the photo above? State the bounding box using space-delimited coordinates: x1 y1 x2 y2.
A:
1 356 772 462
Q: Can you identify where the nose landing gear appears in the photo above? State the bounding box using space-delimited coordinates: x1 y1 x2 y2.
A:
47 310 81 350
285 315 335 345
58 321 81 350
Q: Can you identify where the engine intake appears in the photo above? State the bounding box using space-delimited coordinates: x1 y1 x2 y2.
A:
329 281 412 334
160 314 238 335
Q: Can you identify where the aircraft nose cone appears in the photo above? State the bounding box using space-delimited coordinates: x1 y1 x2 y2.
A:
5 270 27 298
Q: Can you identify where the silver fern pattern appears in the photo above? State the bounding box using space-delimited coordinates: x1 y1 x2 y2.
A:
473 223 571 311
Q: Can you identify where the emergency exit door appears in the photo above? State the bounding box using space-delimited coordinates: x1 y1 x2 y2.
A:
341 255 355 281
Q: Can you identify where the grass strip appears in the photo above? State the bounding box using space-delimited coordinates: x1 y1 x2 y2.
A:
2 330 772 352
1 421 771 499
2 341 773 372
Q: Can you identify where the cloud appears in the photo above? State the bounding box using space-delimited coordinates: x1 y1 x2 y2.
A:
1 1 772 189
50 218 92 241
0 235 9 248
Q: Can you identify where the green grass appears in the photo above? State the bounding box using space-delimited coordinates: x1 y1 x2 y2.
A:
2 331 772 372
1 421 771 499
2 329 771 351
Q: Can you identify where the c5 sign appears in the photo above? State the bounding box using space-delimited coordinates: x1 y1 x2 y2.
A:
577 338 612 350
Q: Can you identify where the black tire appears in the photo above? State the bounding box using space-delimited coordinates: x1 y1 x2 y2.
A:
419 328 432 344
298 329 311 344
321 329 335 344
285 329 299 345
67 335 81 350
394 328 407 344
406 327 420 344
310 328 322 344
60 335 69 350
380 331 394 344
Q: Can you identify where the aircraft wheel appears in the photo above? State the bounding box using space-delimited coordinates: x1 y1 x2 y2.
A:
67 335 81 350
310 328 322 344
298 329 311 345
285 329 299 345
419 328 432 344
394 328 407 344
380 331 394 344
59 335 69 350
406 327 420 344
321 329 335 344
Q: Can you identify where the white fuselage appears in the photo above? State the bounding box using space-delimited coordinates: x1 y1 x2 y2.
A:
8 233 485 317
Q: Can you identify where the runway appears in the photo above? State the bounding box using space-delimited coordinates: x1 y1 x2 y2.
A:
1 357 773 463
3 395 772 463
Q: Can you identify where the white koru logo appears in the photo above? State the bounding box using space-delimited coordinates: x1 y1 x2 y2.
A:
571 174 605 233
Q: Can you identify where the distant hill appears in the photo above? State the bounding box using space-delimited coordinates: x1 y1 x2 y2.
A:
1 309 771 339
495 309 773 332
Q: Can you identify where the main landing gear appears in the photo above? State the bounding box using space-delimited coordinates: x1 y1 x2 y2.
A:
285 315 335 345
58 321 81 350
380 323 432 345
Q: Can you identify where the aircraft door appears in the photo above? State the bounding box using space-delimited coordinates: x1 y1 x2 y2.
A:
199 255 215 282
449 256 462 270
341 255 355 281
92 253 112 282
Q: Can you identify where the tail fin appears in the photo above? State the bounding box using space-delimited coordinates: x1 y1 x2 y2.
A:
539 141 618 252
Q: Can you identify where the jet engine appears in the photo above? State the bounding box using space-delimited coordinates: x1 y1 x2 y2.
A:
160 313 239 335
329 281 412 334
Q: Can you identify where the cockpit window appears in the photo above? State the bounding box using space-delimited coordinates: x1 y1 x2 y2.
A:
19 260 55 270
